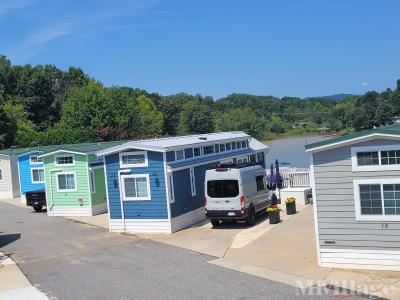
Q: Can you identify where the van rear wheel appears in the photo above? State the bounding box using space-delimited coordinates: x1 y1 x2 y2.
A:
246 207 256 226
210 219 220 227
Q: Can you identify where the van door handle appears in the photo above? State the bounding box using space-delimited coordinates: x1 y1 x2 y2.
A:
225 200 230 203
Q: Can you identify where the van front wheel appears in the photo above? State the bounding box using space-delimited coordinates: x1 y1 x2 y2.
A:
246 207 256 226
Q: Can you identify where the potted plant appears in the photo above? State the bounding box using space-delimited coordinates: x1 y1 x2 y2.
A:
266 205 281 224
285 197 296 215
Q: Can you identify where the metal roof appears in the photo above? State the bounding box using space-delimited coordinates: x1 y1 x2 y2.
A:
96 131 253 155
0 141 126 157
305 124 400 152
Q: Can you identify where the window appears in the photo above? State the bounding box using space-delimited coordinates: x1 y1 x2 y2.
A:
256 175 265 191
226 143 232 151
354 179 400 221
352 145 400 171
121 174 151 201
0 169 2 181
30 155 43 164
236 156 248 164
219 144 226 152
220 159 233 164
242 141 247 148
193 147 201 157
175 149 185 160
357 152 379 166
89 170 96 194
168 173 175 203
55 155 74 166
119 151 148 168
57 173 76 192
189 168 196 196
207 180 239 198
203 145 214 155
381 150 400 165
31 168 44 183
236 141 242 149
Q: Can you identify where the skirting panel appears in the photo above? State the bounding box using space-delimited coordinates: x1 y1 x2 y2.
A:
109 219 171 233
0 191 14 199
47 205 93 217
320 248 400 271
92 202 108 215
171 207 206 233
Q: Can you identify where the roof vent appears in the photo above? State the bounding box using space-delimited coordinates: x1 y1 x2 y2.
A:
199 137 207 140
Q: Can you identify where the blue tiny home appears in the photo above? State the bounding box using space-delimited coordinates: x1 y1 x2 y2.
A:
97 131 269 233
16 150 45 200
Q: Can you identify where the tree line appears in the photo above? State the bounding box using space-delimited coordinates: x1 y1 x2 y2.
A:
1 54 399 149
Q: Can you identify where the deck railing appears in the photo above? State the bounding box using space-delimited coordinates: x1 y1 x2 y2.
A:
266 168 310 188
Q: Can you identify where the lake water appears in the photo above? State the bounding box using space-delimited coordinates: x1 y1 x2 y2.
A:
265 135 331 168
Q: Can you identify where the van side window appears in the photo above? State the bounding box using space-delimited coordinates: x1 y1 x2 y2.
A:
256 175 265 191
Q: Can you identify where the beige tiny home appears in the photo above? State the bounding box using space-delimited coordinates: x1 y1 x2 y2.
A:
0 152 20 199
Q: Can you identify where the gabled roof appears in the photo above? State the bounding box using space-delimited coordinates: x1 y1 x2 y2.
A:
305 124 400 153
38 141 126 157
0 141 126 158
96 132 252 156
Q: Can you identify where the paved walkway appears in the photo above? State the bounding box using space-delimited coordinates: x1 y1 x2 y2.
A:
0 252 48 300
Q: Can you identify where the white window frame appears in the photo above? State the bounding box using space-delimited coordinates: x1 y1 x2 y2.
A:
31 167 45 184
89 170 96 194
174 149 185 161
354 178 400 221
168 172 175 203
119 151 148 168
55 154 75 166
121 174 151 201
203 145 215 155
220 159 233 164
30 155 43 165
0 168 3 181
189 167 196 197
351 145 400 172
56 172 77 192
236 155 249 164
193 147 202 157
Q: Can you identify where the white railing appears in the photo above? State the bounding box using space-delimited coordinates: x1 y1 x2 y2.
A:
281 171 310 188
266 168 310 188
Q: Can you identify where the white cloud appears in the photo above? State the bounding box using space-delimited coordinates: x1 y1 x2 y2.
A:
0 0 33 15
25 25 72 47
361 82 369 87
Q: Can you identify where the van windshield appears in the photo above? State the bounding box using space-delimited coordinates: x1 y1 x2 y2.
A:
207 180 239 198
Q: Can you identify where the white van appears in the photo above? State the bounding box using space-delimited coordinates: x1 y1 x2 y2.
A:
205 164 272 226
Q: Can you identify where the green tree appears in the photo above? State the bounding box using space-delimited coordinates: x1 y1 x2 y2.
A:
178 101 214 135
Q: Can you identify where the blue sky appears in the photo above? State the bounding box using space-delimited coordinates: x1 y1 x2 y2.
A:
1 0 399 99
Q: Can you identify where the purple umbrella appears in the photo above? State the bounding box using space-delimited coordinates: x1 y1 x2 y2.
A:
275 159 283 189
267 163 275 189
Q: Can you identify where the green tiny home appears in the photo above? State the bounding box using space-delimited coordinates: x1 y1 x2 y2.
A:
39 142 122 216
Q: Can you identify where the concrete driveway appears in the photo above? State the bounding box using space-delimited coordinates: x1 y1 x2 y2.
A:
140 204 308 258
143 204 400 299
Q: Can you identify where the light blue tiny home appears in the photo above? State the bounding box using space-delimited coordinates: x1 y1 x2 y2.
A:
16 150 45 199
97 132 269 233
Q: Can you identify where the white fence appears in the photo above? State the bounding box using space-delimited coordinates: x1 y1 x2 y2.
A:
267 168 310 188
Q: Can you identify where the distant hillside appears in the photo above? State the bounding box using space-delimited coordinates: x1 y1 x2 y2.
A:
306 94 356 101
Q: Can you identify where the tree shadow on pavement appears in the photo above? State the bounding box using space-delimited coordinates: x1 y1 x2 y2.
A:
0 233 21 248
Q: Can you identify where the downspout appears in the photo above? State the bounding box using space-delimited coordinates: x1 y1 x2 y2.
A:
118 169 131 232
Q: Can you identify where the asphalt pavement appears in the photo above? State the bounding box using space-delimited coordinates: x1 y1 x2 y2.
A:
0 202 363 300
